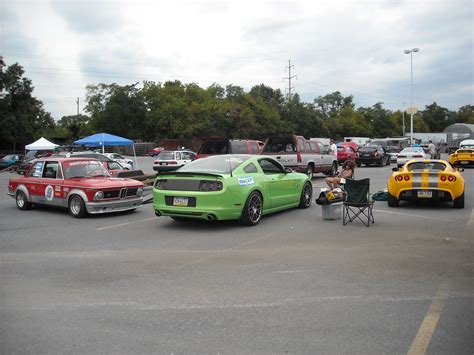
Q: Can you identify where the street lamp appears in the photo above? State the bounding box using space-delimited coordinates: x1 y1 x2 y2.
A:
404 48 419 146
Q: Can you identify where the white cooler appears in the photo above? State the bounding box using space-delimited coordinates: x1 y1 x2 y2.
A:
321 202 343 220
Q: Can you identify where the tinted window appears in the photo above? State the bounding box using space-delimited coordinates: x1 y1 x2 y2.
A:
230 141 248 154
297 138 305 152
317 142 326 154
304 142 311 151
309 142 317 151
258 159 284 174
42 161 60 179
157 152 175 160
179 155 250 174
263 137 296 153
199 141 229 154
243 163 258 173
407 162 446 171
108 161 123 170
359 147 377 152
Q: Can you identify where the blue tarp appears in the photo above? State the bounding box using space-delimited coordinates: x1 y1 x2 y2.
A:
74 133 133 147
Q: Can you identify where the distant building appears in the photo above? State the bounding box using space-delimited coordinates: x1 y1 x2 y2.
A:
443 123 474 148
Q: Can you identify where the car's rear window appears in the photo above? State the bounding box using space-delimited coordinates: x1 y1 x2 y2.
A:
359 147 377 152
179 155 251 174
198 141 229 155
263 137 296 153
230 141 248 154
407 162 446 171
157 152 175 160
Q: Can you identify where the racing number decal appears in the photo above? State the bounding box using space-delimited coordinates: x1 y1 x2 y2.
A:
45 185 54 201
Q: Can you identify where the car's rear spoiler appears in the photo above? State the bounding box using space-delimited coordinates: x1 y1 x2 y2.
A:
157 171 224 178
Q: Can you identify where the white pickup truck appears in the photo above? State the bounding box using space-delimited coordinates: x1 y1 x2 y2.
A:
261 135 338 179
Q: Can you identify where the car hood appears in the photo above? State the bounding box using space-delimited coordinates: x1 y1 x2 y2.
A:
67 177 143 188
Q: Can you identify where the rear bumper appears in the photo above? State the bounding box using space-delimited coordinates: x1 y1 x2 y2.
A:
153 165 183 172
86 197 143 214
397 189 454 202
357 157 381 164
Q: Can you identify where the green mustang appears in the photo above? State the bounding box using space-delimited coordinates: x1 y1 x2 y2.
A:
153 155 313 226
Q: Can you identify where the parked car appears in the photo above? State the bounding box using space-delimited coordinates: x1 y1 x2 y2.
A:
386 146 402 163
336 144 357 164
388 160 464 208
7 158 144 217
449 146 474 167
153 154 312 226
66 152 129 175
195 139 263 160
153 150 196 172
149 147 165 157
396 147 429 168
261 135 338 178
0 154 24 170
102 153 134 170
356 145 390 167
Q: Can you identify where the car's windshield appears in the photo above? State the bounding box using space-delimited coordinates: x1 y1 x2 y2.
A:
3 154 16 160
178 155 251 174
63 160 111 179
407 162 446 171
263 138 296 153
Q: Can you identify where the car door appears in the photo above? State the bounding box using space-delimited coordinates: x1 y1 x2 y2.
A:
39 161 65 206
257 158 299 208
25 161 45 204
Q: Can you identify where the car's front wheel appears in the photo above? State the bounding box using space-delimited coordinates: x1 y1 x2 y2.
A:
68 195 87 218
453 194 464 209
16 190 31 210
387 193 399 207
298 181 313 209
239 191 263 226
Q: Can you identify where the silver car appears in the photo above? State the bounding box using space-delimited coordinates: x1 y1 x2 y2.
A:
396 147 430 167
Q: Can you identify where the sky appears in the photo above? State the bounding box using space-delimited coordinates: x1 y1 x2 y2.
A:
1 0 473 120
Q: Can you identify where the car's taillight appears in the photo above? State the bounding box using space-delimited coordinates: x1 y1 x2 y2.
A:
297 152 302 163
398 155 406 158
448 176 456 182
404 175 410 181
440 175 447 182
412 155 423 158
396 175 403 181
168 161 177 165
154 180 167 189
374 152 379 157
199 180 223 191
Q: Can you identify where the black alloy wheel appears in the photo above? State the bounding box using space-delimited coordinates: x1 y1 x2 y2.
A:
239 191 263 226
298 181 313 208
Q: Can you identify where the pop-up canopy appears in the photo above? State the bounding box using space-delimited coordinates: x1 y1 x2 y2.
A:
74 133 138 169
25 137 59 150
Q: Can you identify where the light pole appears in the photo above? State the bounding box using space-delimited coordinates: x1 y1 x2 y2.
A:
404 48 419 146
402 102 406 137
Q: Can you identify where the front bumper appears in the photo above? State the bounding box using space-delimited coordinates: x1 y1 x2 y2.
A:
86 197 143 214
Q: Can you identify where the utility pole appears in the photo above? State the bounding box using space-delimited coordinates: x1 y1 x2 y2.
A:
76 97 79 116
283 60 297 100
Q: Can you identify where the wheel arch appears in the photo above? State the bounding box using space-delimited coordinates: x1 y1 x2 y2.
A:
15 184 30 201
66 189 89 203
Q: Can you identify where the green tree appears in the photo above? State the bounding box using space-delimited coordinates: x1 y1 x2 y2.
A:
0 60 55 150
420 102 454 132
57 114 92 142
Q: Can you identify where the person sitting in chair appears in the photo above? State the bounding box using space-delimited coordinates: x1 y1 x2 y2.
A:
325 160 356 189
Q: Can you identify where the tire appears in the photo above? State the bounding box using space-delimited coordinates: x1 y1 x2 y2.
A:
16 190 31 210
239 191 263 226
378 158 384 167
328 162 338 177
387 193 399 207
298 181 313 208
306 165 314 180
356 162 361 167
68 195 87 218
453 194 464 209
385 156 390 166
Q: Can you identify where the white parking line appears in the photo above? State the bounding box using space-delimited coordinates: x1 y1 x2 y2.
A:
468 209 474 226
96 217 156 231
373 209 457 222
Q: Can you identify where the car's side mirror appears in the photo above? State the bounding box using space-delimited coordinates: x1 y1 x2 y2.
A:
392 167 399 172
285 167 293 173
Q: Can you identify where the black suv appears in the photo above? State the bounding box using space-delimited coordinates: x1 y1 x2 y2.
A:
356 145 390 167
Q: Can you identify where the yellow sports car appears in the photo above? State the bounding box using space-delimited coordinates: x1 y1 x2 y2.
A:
387 160 464 208
449 147 474 167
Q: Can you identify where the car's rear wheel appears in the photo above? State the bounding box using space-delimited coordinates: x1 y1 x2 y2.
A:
16 190 31 210
239 191 263 226
298 181 313 209
453 194 464 209
329 162 338 177
68 195 87 218
306 165 314 179
387 193 399 207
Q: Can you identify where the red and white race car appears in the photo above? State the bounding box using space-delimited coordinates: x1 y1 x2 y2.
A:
7 158 144 218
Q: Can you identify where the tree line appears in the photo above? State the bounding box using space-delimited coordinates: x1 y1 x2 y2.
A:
1 59 473 151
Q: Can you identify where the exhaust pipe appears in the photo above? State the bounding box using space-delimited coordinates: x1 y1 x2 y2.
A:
207 214 217 221
154 211 161 217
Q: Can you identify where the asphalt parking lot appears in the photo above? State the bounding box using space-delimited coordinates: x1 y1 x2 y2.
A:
1 155 473 354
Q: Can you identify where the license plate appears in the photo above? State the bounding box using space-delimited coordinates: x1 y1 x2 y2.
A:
160 162 167 165
173 197 188 206
417 190 432 198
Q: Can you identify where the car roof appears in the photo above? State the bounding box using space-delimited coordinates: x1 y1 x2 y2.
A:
33 157 99 162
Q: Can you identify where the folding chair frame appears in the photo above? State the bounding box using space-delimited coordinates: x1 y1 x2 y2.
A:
343 201 374 227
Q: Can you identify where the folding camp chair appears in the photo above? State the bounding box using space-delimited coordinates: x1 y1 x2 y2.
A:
342 178 374 227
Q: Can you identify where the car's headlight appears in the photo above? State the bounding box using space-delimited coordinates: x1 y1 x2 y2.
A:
137 187 143 196
94 191 104 200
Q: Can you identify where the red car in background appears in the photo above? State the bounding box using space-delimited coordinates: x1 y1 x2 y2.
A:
336 142 358 164
194 139 264 160
149 147 165 157
8 158 144 218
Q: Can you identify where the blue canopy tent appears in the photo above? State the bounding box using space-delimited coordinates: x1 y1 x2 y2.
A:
74 133 138 169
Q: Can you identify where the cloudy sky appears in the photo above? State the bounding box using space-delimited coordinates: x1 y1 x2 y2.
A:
1 0 473 120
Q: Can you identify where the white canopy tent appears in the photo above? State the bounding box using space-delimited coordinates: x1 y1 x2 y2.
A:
25 137 59 151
